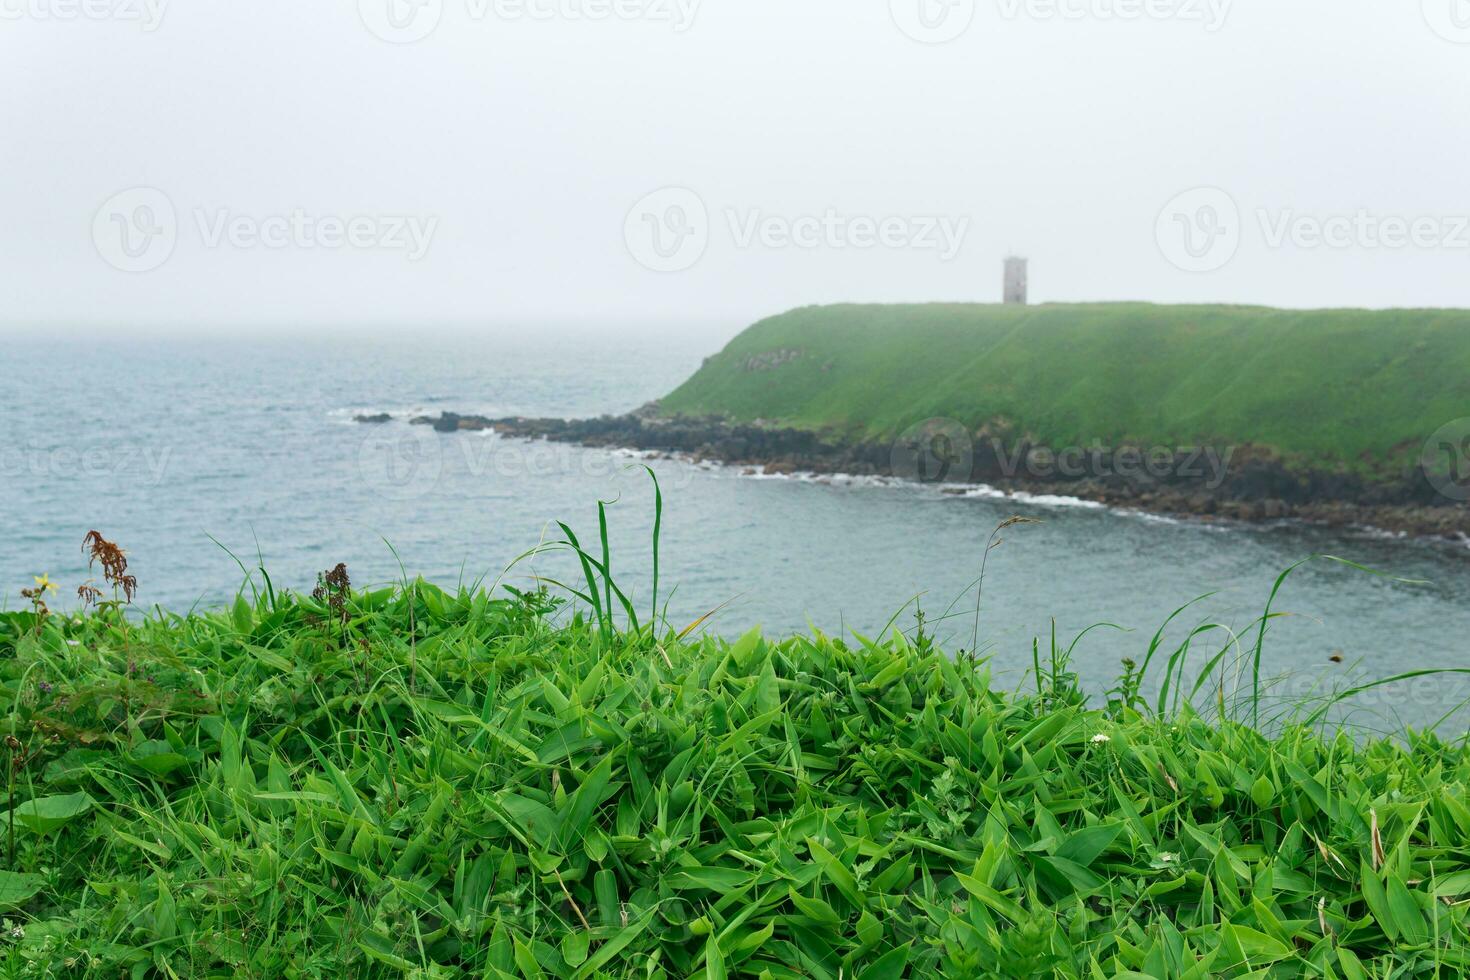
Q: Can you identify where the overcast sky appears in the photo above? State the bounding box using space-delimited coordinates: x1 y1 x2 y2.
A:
3 0 1469 335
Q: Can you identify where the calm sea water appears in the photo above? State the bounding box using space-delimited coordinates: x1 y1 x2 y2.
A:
5 328 1469 730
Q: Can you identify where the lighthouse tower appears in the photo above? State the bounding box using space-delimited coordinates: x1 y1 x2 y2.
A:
1003 257 1028 305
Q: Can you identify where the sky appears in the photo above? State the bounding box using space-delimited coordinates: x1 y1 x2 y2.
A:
2 0 1469 336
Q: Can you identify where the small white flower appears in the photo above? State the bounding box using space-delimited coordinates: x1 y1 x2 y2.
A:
1090 733 1112 745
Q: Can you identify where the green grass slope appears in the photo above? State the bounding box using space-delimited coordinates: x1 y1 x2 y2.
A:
5 582 1470 977
661 303 1470 472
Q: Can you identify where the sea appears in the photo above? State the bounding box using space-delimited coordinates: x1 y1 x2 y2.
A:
5 326 1469 732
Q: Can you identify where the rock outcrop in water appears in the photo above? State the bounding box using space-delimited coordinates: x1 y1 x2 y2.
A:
390 409 1470 542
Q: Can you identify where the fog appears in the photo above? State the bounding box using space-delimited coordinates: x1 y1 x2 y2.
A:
3 0 1468 336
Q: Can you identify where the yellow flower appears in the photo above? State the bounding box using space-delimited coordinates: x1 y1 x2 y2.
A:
32 575 58 597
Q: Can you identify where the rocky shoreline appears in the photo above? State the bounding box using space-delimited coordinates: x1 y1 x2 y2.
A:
358 410 1470 544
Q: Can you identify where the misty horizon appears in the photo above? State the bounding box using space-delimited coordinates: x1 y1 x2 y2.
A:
4 1 1470 334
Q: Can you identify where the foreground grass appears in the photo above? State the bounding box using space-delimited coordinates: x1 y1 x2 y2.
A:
1 585 1469 978
658 302 1470 476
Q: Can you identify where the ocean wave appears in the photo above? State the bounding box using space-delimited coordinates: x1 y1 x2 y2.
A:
728 467 903 490
635 455 1114 507
821 473 903 489
958 485 1106 511
1120 510 1184 526
1349 525 1409 542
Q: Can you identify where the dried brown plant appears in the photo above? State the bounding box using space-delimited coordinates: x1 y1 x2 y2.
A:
77 582 103 610
82 531 137 604
312 563 352 625
19 587 49 619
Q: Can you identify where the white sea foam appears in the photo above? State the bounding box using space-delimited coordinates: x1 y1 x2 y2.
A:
1119 509 1183 526
959 485 1106 511
1350 525 1409 542
726 467 902 490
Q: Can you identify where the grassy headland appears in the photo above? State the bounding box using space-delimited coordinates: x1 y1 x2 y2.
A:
4 519 1470 975
659 303 1470 479
395 302 1470 536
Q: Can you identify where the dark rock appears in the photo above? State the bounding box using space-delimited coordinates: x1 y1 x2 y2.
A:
1188 494 1216 515
434 413 466 433
367 409 1470 543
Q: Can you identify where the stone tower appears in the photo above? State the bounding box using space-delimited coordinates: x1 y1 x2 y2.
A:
1003 256 1028 305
